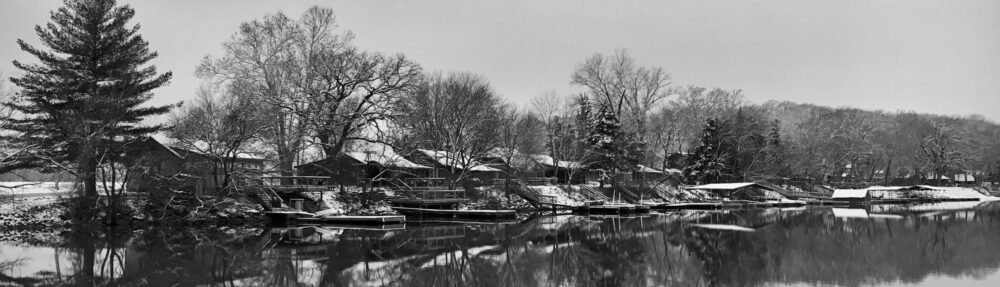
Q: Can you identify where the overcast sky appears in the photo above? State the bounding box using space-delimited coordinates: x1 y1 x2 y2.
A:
2 0 999 120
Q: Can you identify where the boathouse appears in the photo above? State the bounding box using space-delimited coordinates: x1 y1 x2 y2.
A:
295 150 431 186
123 137 266 194
865 185 939 199
684 182 789 201
831 189 871 204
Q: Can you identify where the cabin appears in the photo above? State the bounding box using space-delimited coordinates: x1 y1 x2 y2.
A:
123 137 266 194
406 149 503 185
684 182 789 201
295 150 431 187
526 154 589 184
477 148 546 178
832 189 871 204
630 165 682 185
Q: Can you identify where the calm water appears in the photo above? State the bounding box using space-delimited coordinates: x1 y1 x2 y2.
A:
3 203 1000 286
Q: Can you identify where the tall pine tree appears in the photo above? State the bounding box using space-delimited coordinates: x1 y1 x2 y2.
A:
684 118 727 184
5 0 172 202
587 103 623 170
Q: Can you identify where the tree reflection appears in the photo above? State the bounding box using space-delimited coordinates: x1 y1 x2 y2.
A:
5 206 1000 286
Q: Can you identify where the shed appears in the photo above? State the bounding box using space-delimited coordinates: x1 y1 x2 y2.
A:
123 137 266 194
832 189 871 204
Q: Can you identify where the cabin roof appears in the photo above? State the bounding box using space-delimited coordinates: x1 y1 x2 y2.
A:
168 145 265 161
685 182 759 190
832 189 870 199
527 154 584 169
132 137 264 162
953 174 976 182
416 149 502 172
636 164 662 174
866 185 940 191
343 151 430 169
634 165 682 175
925 173 951 180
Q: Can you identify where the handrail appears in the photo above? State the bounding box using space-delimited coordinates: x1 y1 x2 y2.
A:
397 189 467 200
579 185 609 201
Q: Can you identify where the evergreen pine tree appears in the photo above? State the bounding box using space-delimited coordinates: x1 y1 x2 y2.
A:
684 118 727 184
765 119 787 176
587 103 623 170
4 0 172 202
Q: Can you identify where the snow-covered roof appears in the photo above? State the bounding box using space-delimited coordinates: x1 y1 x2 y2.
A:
527 154 584 169
953 174 976 182
482 148 542 168
416 149 501 172
662 168 683 175
636 165 662 174
832 189 869 199
686 182 758 190
169 144 265 160
866 185 939 191
344 151 430 169
925 173 951 180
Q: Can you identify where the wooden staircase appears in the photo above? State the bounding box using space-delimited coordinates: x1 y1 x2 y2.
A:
578 185 609 201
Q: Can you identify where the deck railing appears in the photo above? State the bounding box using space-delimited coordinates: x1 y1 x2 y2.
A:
397 189 467 200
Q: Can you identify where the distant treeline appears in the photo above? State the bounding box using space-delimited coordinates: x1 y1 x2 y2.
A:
639 89 1000 184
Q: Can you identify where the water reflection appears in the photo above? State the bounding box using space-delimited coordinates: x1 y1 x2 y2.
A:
3 202 1000 286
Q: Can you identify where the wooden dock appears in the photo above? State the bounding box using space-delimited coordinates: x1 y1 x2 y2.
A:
654 202 724 210
573 204 651 215
263 210 316 223
299 215 406 224
391 206 518 220
805 200 850 206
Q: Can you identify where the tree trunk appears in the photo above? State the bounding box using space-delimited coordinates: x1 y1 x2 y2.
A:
277 145 295 185
77 245 95 287
76 153 99 222
884 159 892 186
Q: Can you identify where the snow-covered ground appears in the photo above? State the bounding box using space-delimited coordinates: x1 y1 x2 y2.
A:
529 185 587 206
0 181 125 198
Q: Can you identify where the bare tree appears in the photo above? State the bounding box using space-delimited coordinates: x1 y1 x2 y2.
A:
197 9 309 181
1 72 24 181
669 87 746 151
571 50 672 141
917 123 969 183
302 47 422 159
396 72 503 188
647 106 681 168
199 6 420 183
170 83 268 192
